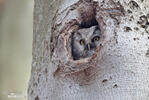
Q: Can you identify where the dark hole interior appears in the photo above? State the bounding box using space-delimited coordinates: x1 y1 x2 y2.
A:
79 18 98 28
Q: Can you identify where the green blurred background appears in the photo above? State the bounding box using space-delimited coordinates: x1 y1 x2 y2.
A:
0 0 33 100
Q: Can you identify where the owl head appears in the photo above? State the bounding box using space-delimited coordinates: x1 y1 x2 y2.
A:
71 25 101 60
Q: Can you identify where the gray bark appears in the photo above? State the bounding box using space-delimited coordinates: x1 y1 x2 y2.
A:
28 0 149 100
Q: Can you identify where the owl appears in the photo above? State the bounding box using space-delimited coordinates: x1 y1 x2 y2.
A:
71 25 101 60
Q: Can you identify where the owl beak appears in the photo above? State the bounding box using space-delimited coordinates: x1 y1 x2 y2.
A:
87 44 90 50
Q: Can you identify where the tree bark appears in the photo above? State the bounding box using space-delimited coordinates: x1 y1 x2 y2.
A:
28 0 149 100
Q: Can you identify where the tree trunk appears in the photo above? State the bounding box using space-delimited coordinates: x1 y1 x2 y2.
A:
28 0 149 100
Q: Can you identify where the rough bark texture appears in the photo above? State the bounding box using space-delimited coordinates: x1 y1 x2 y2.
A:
28 0 149 100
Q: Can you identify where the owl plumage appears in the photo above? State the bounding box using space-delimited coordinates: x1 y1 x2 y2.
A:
71 25 101 60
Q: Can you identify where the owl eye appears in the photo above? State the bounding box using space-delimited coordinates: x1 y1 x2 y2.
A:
80 39 85 45
93 36 100 42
